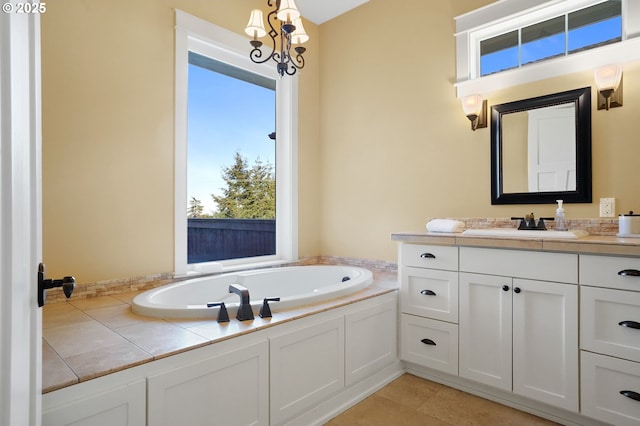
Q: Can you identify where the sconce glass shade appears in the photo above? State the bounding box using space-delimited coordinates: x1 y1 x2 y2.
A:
461 94 487 131
594 64 622 91
291 18 309 44
277 0 301 22
461 95 484 116
245 9 267 38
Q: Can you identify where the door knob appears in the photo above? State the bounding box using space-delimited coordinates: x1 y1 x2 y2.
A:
37 263 75 307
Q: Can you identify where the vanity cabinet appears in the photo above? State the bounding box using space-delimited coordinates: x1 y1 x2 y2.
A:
579 254 640 425
459 247 579 412
459 273 578 411
399 244 459 375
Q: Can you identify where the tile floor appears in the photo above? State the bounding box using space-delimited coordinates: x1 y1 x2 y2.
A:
325 374 560 426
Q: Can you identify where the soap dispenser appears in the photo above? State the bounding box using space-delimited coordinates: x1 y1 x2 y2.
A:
555 200 568 231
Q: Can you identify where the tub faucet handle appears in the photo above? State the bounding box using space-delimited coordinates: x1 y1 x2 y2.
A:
259 297 281 318
206 302 230 323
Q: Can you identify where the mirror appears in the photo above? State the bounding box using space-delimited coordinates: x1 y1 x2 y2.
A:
491 87 592 204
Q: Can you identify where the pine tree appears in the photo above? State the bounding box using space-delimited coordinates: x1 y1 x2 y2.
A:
212 152 275 219
187 196 205 218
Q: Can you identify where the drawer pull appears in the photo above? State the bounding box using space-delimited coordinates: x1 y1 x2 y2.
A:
514 287 521 294
420 253 436 259
421 338 436 346
620 390 640 402
502 285 509 291
619 320 640 329
420 289 436 296
618 269 640 277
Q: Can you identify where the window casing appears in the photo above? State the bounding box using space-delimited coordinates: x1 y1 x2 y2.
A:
455 0 640 98
174 11 298 276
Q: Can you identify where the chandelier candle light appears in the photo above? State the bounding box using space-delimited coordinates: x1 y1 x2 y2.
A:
245 0 309 77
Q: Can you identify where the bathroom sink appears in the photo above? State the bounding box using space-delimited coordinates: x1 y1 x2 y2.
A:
462 228 589 239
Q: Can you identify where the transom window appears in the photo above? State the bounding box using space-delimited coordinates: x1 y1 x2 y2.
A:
480 0 621 76
454 0 640 96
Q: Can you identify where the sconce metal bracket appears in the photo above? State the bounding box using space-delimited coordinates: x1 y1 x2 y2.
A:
597 76 623 110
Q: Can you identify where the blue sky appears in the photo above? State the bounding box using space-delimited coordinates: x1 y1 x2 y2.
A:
481 16 621 76
187 64 276 215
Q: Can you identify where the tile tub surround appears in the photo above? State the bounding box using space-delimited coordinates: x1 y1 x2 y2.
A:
42 268 398 394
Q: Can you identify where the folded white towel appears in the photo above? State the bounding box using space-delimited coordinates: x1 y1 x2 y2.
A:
426 219 465 233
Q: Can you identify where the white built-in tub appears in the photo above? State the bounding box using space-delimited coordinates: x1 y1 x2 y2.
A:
132 265 373 319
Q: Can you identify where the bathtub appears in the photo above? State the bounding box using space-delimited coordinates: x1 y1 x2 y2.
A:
132 265 374 319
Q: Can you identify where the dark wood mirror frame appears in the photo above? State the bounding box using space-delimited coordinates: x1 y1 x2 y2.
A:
491 87 592 205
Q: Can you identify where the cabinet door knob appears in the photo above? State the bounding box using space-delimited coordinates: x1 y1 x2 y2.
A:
421 338 436 346
618 269 640 277
620 390 640 402
514 287 521 294
420 253 436 259
619 320 640 329
420 289 436 296
502 285 509 291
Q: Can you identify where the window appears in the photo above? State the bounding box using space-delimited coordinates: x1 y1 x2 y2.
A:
175 11 298 275
187 53 277 263
455 0 640 96
479 1 621 76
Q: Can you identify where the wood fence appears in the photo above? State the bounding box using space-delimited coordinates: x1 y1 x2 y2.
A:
187 218 276 263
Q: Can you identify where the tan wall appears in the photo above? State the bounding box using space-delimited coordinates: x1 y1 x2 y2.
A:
318 0 640 263
41 0 321 282
42 0 640 283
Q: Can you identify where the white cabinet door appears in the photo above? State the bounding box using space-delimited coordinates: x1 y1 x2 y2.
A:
345 297 397 386
512 279 579 411
42 380 146 426
147 340 269 426
270 316 345 425
459 273 512 391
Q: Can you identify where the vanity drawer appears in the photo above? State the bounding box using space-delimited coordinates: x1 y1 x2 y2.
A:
460 247 578 283
400 267 458 322
580 254 640 291
400 314 458 376
400 244 458 271
581 286 640 362
581 351 640 426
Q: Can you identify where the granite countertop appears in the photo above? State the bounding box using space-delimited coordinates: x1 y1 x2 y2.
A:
391 232 640 256
42 270 398 394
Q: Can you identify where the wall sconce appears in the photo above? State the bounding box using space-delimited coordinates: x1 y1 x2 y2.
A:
594 64 623 111
461 95 487 131
245 0 309 77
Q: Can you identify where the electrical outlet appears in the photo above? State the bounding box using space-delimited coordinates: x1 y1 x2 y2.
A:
600 197 616 217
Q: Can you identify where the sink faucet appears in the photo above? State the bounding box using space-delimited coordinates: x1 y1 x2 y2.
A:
511 213 553 231
228 284 254 321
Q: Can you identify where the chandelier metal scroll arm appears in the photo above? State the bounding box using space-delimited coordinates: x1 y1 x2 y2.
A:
249 1 281 65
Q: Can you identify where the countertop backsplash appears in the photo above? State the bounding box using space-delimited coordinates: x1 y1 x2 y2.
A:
426 217 619 236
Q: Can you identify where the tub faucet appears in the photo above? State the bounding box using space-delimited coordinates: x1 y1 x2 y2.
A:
229 284 254 321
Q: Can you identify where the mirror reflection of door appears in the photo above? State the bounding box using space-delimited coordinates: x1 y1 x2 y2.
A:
527 104 576 192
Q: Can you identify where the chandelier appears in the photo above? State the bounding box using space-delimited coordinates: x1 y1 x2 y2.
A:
244 0 309 77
